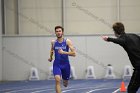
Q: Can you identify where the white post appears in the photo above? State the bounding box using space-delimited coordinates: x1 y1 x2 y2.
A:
29 67 40 80
123 65 132 80
0 0 3 81
86 66 96 79
104 65 116 79
117 0 120 21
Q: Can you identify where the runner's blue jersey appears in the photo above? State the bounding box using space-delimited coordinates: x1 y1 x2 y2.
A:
53 39 69 64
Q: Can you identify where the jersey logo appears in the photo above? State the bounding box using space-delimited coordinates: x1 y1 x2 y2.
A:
55 46 66 50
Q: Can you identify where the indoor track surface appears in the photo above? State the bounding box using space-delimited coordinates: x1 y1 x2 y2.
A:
0 79 140 93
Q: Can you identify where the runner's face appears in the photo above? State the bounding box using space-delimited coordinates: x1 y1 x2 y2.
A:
55 28 63 38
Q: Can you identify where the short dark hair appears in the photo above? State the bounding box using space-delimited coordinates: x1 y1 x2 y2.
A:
112 22 125 35
55 26 64 32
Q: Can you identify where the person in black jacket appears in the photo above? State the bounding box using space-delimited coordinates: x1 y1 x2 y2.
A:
102 22 140 93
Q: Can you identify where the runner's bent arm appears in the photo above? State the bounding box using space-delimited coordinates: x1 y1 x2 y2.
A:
48 40 54 62
58 39 76 57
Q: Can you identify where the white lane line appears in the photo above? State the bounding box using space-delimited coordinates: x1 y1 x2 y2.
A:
62 87 117 93
31 88 54 93
30 87 72 93
5 87 53 93
0 85 32 92
86 87 117 93
62 87 93 92
112 88 120 93
29 84 108 93
62 82 120 93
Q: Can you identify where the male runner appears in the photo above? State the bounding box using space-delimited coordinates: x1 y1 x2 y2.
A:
48 26 76 93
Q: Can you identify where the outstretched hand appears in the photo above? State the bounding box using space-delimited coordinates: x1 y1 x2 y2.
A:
102 36 109 41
